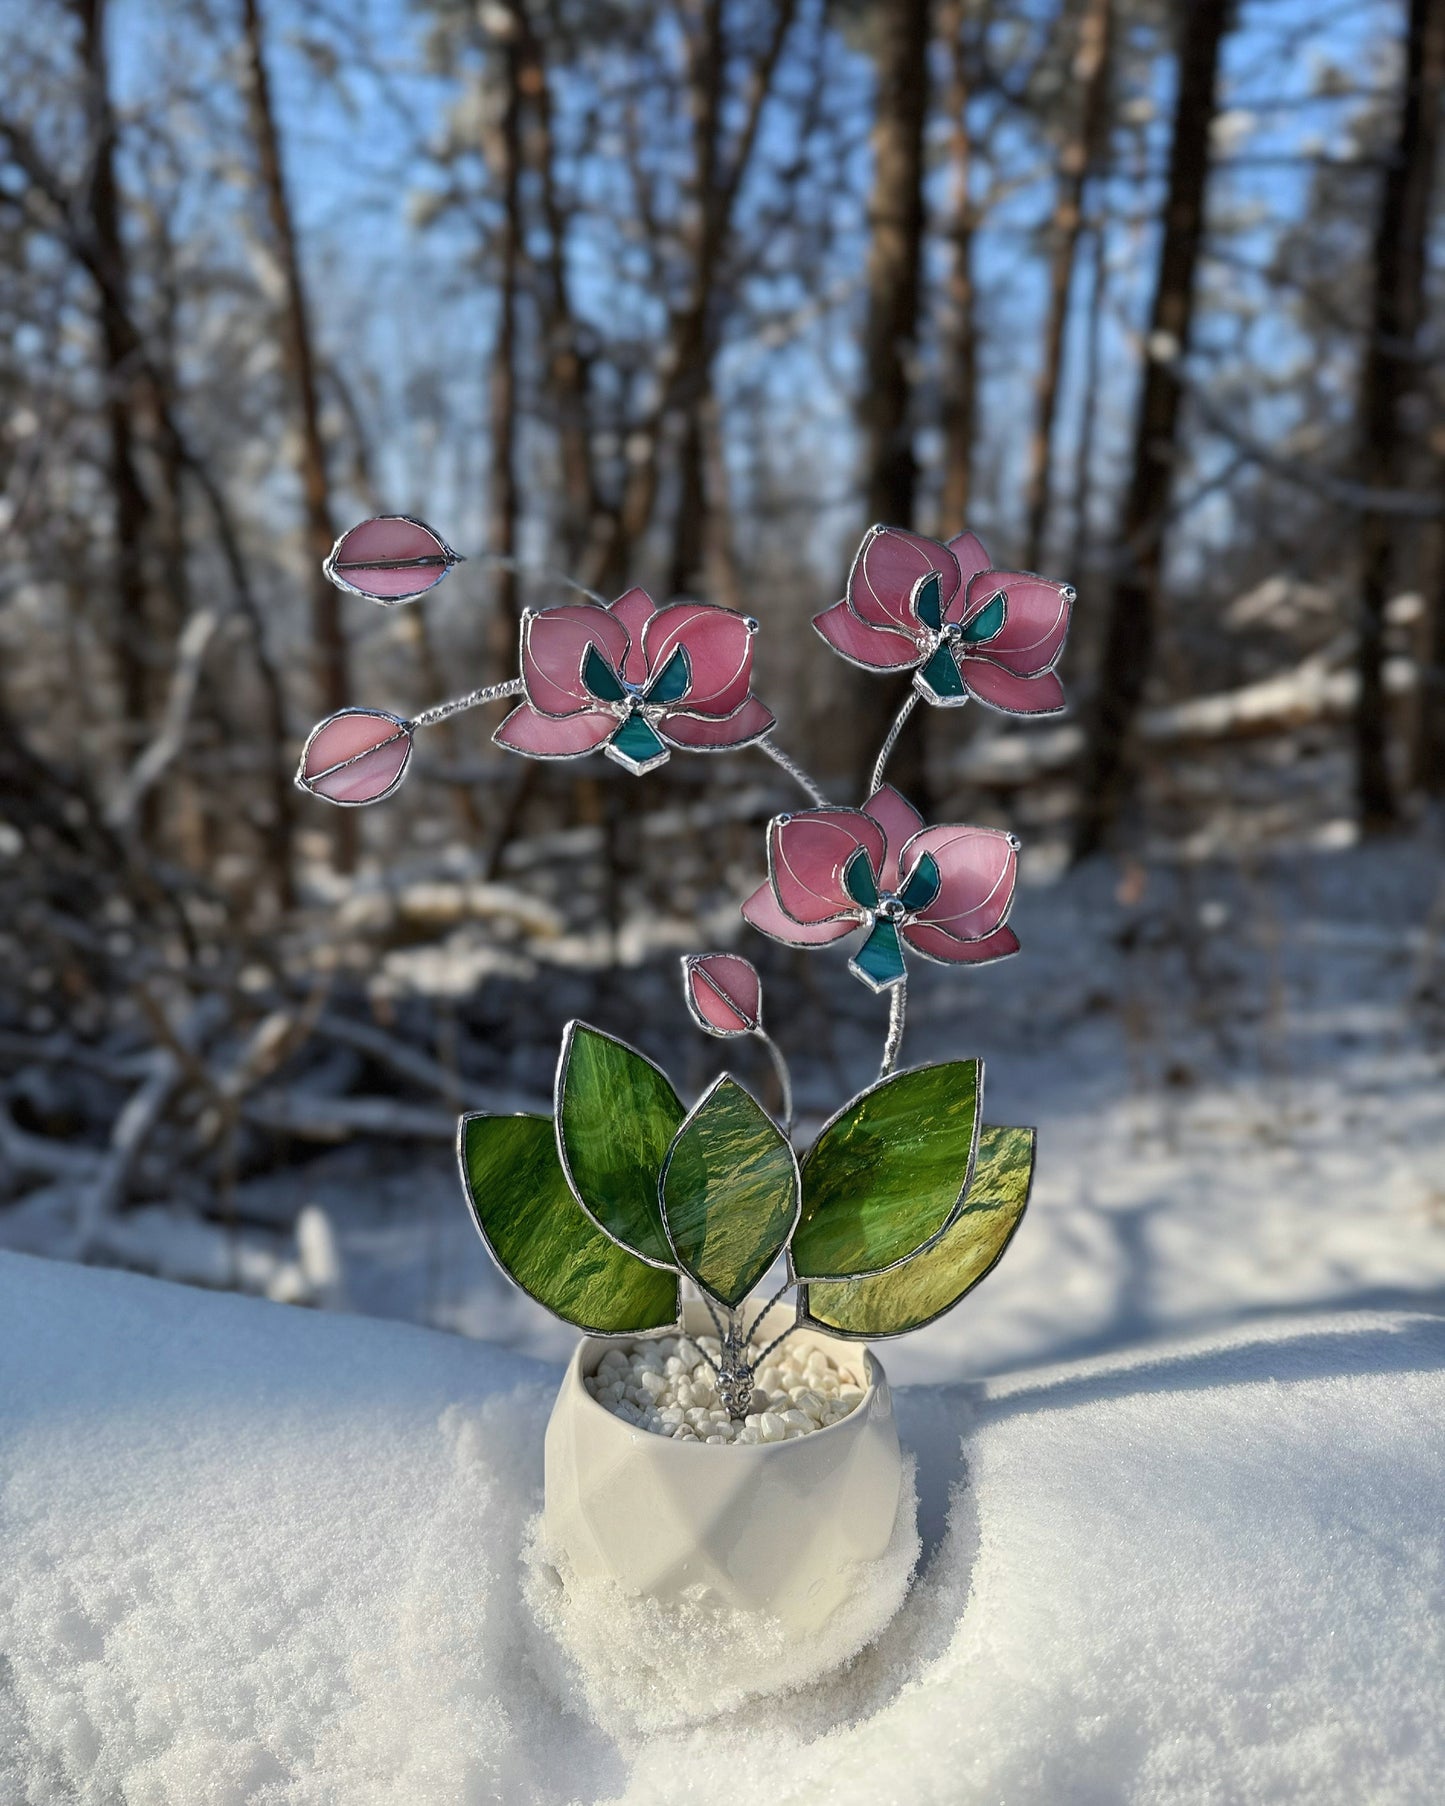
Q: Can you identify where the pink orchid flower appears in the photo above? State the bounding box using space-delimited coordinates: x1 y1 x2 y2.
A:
813 525 1075 716
740 785 1020 993
494 589 775 774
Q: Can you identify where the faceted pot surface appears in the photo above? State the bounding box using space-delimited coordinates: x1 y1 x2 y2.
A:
542 1300 908 1636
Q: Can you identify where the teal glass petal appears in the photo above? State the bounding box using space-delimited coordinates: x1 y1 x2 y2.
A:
961 591 1007 644
791 1057 983 1280
851 919 905 990
913 570 943 631
898 851 941 913
556 1022 684 1265
844 846 879 910
917 644 967 700
644 645 690 704
608 712 668 770
460 1113 679 1335
661 1076 799 1309
583 644 627 703
801 1124 1033 1336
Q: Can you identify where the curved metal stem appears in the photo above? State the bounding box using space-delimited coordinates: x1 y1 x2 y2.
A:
756 734 830 806
755 1029 794 1137
868 688 921 796
411 676 523 729
750 1318 803 1369
744 1277 795 1345
880 980 907 1078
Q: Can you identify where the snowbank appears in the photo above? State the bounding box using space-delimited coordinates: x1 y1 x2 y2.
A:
2 1252 1442 1803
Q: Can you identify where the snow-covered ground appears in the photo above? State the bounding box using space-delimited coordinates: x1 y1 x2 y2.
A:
2 1254 1442 1804
3 836 1444 1799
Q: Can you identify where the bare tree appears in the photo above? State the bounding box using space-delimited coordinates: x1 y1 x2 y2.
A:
853 0 932 802
481 5 526 677
1359 0 1445 812
1022 0 1111 571
936 0 978 531
74 0 155 750
240 0 352 863
1071 0 1231 860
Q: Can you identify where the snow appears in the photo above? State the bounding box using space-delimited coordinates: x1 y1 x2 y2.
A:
2 1251 1443 1803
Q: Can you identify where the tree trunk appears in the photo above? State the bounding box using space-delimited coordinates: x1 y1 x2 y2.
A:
936 0 977 532
855 0 931 805
1022 0 1111 571
514 8 597 563
240 0 353 866
484 11 524 678
1378 0 1445 803
74 0 153 753
1354 0 1445 823
1071 0 1230 861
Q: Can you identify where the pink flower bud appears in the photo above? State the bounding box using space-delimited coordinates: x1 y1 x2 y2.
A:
683 953 762 1036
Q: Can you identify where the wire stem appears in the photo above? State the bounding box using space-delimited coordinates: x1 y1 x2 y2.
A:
755 1029 795 1136
880 980 907 1078
744 1277 795 1345
411 676 523 729
868 688 921 796
756 735 830 806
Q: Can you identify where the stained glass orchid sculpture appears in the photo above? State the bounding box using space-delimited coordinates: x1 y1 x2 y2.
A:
297 514 1074 1415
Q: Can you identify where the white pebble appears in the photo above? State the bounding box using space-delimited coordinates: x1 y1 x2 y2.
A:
590 1334 866 1443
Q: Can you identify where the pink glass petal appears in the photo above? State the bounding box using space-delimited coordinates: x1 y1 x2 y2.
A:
301 711 412 804
960 662 1068 717
959 571 1073 675
659 695 775 750
901 921 1021 965
522 605 630 717
812 601 921 670
493 701 616 757
608 586 657 685
643 603 754 717
900 824 1017 940
861 784 926 890
329 517 450 601
686 953 761 1033
942 531 992 621
742 881 858 946
771 810 884 925
849 527 961 634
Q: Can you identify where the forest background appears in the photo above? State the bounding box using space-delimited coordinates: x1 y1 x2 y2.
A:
2 0 1443 1367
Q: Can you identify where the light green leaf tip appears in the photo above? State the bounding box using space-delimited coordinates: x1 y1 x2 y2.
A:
801 1124 1034 1338
661 1075 799 1309
556 1021 684 1267
791 1058 982 1280
459 1113 679 1336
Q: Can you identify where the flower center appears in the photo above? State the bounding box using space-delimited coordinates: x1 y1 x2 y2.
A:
876 893 907 923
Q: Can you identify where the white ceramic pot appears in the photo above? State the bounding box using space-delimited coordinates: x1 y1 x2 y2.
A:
543 1299 907 1635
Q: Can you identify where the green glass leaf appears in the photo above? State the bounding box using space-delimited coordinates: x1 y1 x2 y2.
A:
961 590 1007 644
608 713 668 770
801 1125 1034 1337
913 569 943 631
644 645 690 704
844 845 879 909
849 920 905 990
660 1075 799 1308
791 1057 982 1279
898 851 940 913
582 644 626 703
917 644 967 700
556 1021 684 1266
459 1113 679 1335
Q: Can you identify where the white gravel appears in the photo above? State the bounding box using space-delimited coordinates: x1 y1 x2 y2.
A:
582 1333 866 1442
